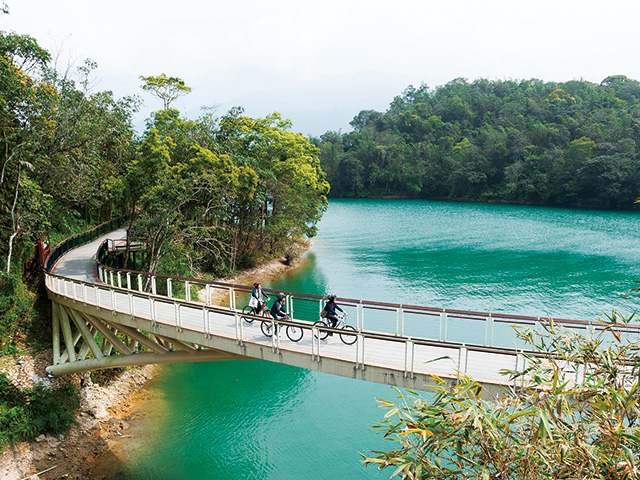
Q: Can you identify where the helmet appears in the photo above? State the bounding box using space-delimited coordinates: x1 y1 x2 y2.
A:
254 282 261 288
327 294 337 301
277 292 286 300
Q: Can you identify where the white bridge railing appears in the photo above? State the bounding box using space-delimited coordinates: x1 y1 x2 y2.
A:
95 238 640 352
46 270 535 383
43 234 640 387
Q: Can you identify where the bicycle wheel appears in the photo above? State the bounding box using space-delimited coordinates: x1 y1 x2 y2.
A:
286 324 304 342
313 321 329 340
261 320 274 337
339 325 357 345
242 305 256 323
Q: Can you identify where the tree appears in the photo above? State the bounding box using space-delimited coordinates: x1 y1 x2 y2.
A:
139 73 191 109
0 32 52 273
363 314 640 479
316 77 640 207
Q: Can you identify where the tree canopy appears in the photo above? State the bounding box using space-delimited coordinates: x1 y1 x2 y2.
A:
0 27 328 354
139 73 192 109
315 77 640 208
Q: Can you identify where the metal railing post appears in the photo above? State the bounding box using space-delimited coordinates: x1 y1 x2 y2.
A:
151 298 157 326
185 281 191 302
126 272 131 290
484 316 494 346
404 338 410 376
138 274 143 292
151 276 157 295
440 311 448 342
270 320 276 352
361 306 365 331
109 270 114 287
237 313 243 345
202 308 209 338
410 341 415 378
167 278 173 298
234 313 240 343
206 284 212 306
311 325 318 360
117 271 122 289
490 316 495 346
458 345 468 375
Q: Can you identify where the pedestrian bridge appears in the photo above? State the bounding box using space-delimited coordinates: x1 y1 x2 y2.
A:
44 219 632 395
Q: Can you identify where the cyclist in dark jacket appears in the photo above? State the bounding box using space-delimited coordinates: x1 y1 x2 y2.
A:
322 294 344 332
271 292 288 320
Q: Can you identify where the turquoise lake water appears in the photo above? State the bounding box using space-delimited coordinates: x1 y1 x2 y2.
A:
113 199 640 479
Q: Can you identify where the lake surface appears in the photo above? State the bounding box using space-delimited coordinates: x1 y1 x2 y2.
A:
113 199 640 479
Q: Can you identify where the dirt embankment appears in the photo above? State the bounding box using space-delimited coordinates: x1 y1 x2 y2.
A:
0 350 156 480
1 248 309 480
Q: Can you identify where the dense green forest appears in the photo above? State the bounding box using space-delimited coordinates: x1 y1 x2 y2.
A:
0 30 328 349
0 27 328 446
315 77 640 208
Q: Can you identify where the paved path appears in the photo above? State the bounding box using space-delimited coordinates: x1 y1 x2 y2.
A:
47 229 532 392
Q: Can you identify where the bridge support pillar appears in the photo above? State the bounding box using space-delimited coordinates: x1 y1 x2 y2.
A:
48 299 249 376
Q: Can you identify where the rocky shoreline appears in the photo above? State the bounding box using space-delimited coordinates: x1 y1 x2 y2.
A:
0 250 309 480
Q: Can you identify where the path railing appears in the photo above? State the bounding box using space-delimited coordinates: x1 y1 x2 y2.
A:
43 229 640 387
45 216 128 273
94 239 640 351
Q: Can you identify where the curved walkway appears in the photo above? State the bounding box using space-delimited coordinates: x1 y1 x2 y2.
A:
45 227 608 395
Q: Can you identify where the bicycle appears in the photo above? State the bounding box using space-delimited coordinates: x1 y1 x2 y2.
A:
242 304 270 323
261 315 304 342
313 312 357 345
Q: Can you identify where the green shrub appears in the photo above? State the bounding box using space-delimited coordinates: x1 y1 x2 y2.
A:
0 274 36 356
0 372 80 450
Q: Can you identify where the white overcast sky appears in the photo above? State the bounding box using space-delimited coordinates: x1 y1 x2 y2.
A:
2 0 640 136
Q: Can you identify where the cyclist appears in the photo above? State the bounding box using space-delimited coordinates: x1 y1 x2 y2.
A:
322 294 344 335
251 282 270 315
270 292 288 320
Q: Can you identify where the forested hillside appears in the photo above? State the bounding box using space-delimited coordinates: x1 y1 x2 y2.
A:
316 77 640 208
0 30 327 355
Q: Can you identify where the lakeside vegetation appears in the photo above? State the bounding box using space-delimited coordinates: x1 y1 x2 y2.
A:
0 29 328 352
315 77 640 208
3 5 640 470
365 315 640 479
0 23 328 448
